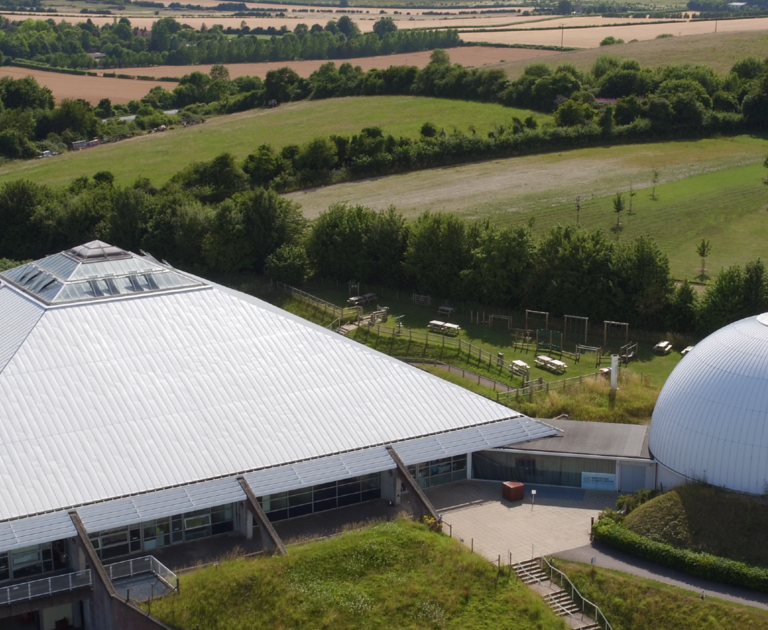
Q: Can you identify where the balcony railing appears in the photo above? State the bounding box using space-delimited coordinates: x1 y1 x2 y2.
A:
0 570 91 606
0 555 178 606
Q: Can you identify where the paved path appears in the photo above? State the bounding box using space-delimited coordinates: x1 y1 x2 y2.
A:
555 543 768 610
426 480 618 565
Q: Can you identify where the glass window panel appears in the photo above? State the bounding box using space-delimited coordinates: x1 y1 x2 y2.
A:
185 526 211 542
101 544 130 560
264 492 288 512
338 493 362 507
0 552 8 581
361 474 381 490
129 528 141 542
211 504 233 523
313 498 337 513
452 455 467 471
288 503 313 518
288 489 312 507
171 515 183 532
101 529 129 547
12 547 42 567
184 515 211 530
212 521 234 535
266 508 288 523
337 481 360 496
362 488 381 502
313 482 337 502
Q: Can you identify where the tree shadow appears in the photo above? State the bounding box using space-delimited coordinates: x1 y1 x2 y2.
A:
697 272 710 283
610 223 624 236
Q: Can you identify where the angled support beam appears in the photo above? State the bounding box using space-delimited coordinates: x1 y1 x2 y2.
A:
386 445 439 521
238 477 287 555
70 511 116 597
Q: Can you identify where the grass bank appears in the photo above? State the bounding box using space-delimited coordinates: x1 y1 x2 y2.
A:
554 558 768 630
150 519 567 630
0 96 548 188
623 483 768 567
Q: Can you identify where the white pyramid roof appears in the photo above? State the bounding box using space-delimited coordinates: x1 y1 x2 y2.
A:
0 243 555 545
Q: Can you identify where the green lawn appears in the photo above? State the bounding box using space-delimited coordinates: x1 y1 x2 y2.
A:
0 96 549 188
287 134 768 281
556 558 768 630
149 519 568 630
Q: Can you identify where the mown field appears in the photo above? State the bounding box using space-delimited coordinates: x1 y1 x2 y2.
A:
149 519 568 630
0 96 550 188
287 134 768 280
493 30 768 79
557 558 768 630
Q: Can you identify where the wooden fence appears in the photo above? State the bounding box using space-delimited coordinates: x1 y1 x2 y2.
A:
496 371 604 405
276 281 362 323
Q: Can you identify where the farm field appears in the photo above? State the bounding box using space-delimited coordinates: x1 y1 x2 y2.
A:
0 66 176 104
149 519 568 630
493 30 768 79
285 135 768 279
461 17 768 48
0 96 550 186
111 46 560 81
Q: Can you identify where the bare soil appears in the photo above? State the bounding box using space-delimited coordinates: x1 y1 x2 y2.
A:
0 66 176 104
462 17 768 48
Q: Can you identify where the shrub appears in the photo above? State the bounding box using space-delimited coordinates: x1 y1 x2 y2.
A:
592 518 768 592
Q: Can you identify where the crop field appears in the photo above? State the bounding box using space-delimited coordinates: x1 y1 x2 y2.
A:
112 46 560 81
461 17 768 48
0 66 176 104
0 96 550 187
286 135 768 279
493 30 768 79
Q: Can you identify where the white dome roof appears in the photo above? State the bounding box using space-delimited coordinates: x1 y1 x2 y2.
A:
649 313 768 495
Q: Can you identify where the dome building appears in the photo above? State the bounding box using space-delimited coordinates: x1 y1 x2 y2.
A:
649 313 768 495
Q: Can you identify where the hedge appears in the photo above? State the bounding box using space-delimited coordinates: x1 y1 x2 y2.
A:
592 517 768 592
10 60 88 76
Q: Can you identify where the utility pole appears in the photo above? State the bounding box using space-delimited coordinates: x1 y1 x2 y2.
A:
560 24 564 51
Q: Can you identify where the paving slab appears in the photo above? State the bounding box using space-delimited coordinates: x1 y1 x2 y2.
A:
426 480 618 565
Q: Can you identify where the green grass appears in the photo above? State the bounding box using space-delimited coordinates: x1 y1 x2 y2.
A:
149 519 567 630
493 31 768 79
0 96 549 188
261 281 681 423
554 558 768 630
623 483 768 567
288 135 768 280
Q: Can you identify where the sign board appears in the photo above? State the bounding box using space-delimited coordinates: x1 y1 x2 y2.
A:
581 472 616 491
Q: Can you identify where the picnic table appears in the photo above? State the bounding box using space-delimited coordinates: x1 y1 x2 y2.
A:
510 359 530 377
437 305 456 318
534 355 567 374
653 341 673 355
427 320 461 336
681 345 694 357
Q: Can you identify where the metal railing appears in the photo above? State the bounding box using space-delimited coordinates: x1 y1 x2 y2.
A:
0 570 91 605
539 556 613 630
105 556 178 591
496 371 604 403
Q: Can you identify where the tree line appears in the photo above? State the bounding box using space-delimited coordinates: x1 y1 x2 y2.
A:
1 173 766 337
0 15 458 69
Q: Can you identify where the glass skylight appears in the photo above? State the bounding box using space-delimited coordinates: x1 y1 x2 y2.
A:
0 241 203 305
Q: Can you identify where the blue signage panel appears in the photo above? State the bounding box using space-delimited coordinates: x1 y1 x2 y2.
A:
581 472 616 491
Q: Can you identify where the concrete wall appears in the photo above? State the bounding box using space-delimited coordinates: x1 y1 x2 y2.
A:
656 461 688 491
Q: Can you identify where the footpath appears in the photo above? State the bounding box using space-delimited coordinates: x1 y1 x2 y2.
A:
555 543 768 611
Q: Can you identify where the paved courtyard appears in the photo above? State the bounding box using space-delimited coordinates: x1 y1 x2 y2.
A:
426 480 619 564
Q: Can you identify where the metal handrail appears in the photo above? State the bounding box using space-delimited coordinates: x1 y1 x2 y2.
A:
540 556 614 630
105 556 178 591
0 570 91 605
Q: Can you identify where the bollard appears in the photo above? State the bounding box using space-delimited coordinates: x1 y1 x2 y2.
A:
471 538 474 552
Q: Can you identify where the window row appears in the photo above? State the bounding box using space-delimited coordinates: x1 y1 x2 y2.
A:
408 455 468 490
0 540 68 583
258 473 382 522
88 504 234 561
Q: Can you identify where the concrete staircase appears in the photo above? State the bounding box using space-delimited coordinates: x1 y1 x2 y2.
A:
513 558 602 630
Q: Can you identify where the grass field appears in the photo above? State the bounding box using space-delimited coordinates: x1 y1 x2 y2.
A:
492 30 768 79
623 483 768 567
556 558 768 630
149 519 568 630
268 283 682 423
288 135 768 280
0 96 549 188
